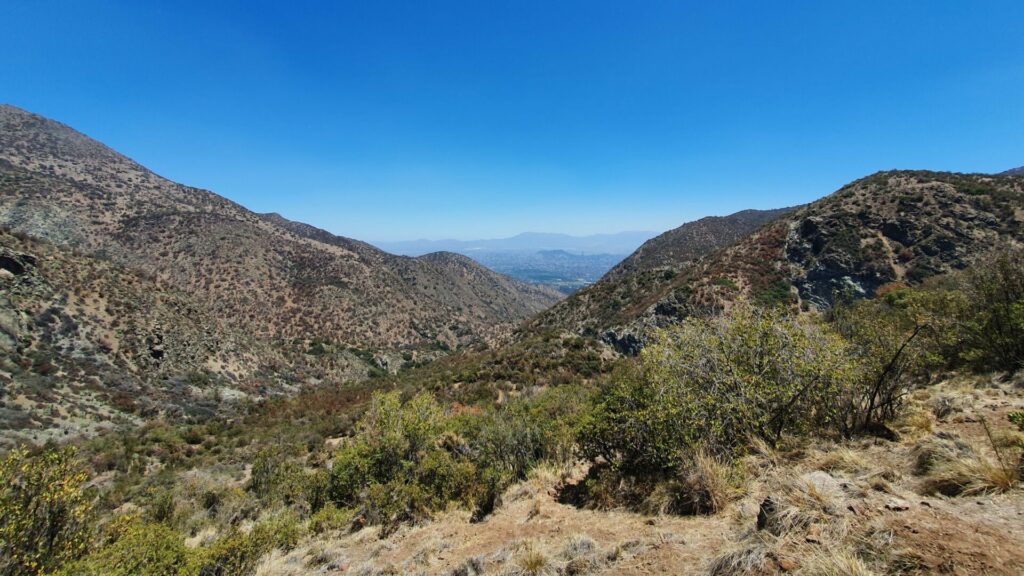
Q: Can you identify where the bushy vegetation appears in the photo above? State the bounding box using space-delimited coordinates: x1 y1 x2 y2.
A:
327 388 587 534
958 245 1024 373
583 305 856 473
56 516 189 576
3 244 1023 574
0 448 93 576
576 244 1024 510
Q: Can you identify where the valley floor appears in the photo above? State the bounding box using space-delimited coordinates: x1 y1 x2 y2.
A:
253 374 1024 576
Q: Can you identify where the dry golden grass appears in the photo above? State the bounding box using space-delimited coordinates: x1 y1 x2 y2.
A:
704 533 772 576
643 450 742 515
802 550 878 576
921 453 1019 496
991 429 1024 450
815 447 869 474
897 408 934 437
513 542 553 576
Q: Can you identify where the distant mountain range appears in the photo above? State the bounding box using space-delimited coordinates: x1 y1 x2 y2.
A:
372 231 659 293
372 231 658 257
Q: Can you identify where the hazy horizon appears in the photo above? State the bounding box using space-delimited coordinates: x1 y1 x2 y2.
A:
3 1 1022 241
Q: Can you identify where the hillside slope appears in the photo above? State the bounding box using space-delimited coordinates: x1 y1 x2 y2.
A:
529 171 1024 352
0 228 319 446
604 207 795 280
0 105 560 351
523 207 794 350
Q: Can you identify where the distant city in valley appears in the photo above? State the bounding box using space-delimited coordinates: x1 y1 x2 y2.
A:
373 231 657 292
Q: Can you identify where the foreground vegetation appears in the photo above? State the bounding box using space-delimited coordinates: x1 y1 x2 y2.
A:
2 246 1023 575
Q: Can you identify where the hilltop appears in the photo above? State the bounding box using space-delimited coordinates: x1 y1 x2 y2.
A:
0 105 561 444
0 105 560 352
529 170 1024 352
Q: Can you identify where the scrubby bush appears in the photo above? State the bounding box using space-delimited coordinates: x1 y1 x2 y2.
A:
830 285 961 434
958 245 1024 373
583 305 857 475
246 448 312 509
56 516 190 576
327 391 480 534
1010 411 1024 432
0 448 93 576
308 504 353 534
190 529 267 576
188 512 301 576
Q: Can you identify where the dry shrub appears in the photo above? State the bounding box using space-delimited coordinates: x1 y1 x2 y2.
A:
746 436 780 470
563 555 601 576
758 471 848 540
920 453 1019 496
990 429 1024 450
910 433 972 475
560 534 596 560
930 395 961 419
897 408 934 436
513 542 552 576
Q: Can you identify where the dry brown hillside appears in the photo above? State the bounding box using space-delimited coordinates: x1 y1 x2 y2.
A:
0 228 319 447
0 105 560 351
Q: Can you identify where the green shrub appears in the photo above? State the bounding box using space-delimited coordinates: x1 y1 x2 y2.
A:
308 504 354 535
147 490 177 525
327 443 373 507
190 529 266 576
959 245 1024 373
189 513 301 576
57 516 190 576
0 448 93 576
250 510 303 551
360 480 431 536
830 287 960 433
1010 411 1024 432
327 391 478 532
582 305 857 475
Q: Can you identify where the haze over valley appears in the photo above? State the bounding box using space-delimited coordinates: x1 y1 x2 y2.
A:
374 232 657 292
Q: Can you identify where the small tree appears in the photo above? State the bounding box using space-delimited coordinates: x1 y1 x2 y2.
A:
830 286 961 433
960 245 1024 373
0 448 94 576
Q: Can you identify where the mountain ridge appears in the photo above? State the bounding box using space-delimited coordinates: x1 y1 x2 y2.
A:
527 169 1024 352
0 104 560 353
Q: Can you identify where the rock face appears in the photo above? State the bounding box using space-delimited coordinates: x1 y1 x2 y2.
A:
0 104 560 351
524 170 1024 352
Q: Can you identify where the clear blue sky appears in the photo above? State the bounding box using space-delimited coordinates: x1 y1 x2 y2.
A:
3 1 1022 241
